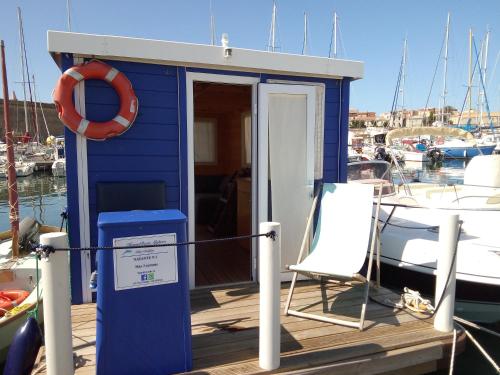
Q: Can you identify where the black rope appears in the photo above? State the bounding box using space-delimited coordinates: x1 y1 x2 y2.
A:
378 201 500 212
34 231 276 258
59 209 68 232
375 217 438 231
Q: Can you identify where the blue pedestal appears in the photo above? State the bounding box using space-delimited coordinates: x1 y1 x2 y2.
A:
96 209 192 375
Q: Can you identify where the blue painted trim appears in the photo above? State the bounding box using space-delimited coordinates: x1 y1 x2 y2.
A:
59 53 84 304
339 79 351 182
186 67 260 78
178 67 188 217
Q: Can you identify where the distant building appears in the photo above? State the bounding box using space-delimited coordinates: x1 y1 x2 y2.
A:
448 111 500 127
349 108 376 127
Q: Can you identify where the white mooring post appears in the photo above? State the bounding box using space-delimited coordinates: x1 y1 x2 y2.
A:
259 222 281 371
434 214 459 333
40 232 74 375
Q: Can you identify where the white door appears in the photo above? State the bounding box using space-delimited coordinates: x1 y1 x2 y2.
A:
258 84 316 280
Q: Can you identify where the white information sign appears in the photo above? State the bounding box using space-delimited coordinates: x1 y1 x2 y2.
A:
113 233 178 291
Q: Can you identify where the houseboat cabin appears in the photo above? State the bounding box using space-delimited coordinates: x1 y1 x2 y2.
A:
47 31 364 304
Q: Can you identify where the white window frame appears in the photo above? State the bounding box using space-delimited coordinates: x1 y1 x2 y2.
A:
186 72 259 289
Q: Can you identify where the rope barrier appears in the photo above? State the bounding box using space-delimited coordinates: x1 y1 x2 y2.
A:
34 231 276 259
456 323 500 374
449 328 457 375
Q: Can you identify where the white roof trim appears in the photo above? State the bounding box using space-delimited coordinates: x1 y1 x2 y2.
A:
47 31 364 80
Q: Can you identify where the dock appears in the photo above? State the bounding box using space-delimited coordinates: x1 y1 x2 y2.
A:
32 280 464 374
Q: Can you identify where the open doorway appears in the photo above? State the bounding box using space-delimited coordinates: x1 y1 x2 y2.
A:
193 82 253 286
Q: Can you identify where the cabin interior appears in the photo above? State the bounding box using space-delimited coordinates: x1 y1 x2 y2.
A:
193 82 253 286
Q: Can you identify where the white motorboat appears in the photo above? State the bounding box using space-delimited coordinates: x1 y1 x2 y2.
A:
348 155 500 324
1 160 36 178
51 158 66 177
14 160 35 177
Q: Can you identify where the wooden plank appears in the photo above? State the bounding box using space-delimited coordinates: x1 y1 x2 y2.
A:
210 341 442 375
191 310 426 352
192 319 438 369
196 327 450 374
192 288 398 324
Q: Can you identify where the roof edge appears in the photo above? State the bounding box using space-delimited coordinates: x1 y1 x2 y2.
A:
47 31 364 80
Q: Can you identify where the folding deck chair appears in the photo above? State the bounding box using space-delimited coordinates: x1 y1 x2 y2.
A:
283 182 383 331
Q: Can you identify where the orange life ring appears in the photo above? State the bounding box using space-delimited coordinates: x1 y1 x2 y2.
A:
53 60 138 140
0 290 30 317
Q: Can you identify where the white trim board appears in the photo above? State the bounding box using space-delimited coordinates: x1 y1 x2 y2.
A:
73 56 92 303
48 31 364 80
186 73 260 289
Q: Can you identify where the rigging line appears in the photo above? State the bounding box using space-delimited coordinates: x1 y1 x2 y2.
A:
473 38 495 132
390 54 404 122
19 14 38 143
423 34 446 123
328 12 334 58
487 49 500 88
337 20 347 58
32 75 50 138
456 41 482 127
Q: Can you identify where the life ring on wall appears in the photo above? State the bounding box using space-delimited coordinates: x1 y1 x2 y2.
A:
0 290 30 317
53 60 138 140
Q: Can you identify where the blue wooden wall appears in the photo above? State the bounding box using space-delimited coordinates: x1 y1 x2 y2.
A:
61 60 350 304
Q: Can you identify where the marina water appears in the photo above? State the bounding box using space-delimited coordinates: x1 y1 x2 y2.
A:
0 171 66 232
1 162 498 373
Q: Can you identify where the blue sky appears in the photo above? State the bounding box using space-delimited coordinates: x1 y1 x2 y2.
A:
1 0 500 113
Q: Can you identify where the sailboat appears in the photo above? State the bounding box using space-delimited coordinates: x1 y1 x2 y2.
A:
0 40 59 363
436 28 497 158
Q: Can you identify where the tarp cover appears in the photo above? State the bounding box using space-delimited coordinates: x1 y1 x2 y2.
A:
385 127 475 146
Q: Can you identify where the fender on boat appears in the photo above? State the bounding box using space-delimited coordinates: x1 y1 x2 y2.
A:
3 317 43 375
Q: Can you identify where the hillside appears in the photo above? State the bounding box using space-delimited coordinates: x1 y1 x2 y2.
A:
0 99 64 141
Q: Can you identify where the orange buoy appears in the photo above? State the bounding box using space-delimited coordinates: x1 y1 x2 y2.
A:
0 290 30 317
53 60 138 140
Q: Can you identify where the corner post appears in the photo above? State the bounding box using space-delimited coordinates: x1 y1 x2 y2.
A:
259 222 281 370
41 232 74 375
434 214 459 332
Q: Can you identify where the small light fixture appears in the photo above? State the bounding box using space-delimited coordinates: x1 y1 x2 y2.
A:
221 33 232 58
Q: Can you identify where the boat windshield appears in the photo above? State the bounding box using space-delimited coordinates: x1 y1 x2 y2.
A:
347 161 395 197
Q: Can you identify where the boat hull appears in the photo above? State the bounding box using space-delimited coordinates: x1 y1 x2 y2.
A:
0 225 58 364
437 144 496 158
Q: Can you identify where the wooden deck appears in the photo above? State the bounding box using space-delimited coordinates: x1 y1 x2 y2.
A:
32 281 464 374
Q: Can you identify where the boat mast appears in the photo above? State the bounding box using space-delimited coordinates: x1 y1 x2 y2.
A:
467 28 473 119
268 0 277 52
66 0 72 31
479 28 490 127
400 37 408 127
328 12 338 58
1 41 20 258
441 13 450 125
209 0 216 45
302 12 309 55
17 7 29 136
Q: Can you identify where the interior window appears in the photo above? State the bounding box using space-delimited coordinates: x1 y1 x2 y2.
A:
241 112 251 166
194 118 217 164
